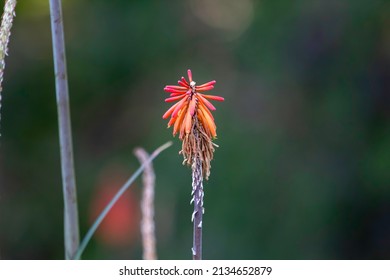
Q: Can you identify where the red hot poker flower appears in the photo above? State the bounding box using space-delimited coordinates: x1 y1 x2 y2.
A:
162 69 224 140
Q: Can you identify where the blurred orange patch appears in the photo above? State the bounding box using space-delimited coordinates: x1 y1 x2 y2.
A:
89 166 139 247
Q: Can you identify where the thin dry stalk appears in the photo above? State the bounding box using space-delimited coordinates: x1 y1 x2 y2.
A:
0 0 17 134
49 0 80 259
134 147 157 260
74 141 171 260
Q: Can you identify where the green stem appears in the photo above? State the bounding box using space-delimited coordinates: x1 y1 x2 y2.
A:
74 141 172 260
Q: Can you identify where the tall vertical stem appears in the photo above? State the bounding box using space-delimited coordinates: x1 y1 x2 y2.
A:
191 127 204 260
49 0 80 260
0 0 17 134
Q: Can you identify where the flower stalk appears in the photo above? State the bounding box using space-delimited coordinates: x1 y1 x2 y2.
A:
49 0 80 259
74 142 172 260
0 0 17 134
134 147 157 260
163 70 224 260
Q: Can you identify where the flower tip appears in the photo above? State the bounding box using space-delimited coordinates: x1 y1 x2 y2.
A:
187 69 193 82
180 77 189 85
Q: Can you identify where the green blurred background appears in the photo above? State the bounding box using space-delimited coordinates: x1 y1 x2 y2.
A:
0 0 389 259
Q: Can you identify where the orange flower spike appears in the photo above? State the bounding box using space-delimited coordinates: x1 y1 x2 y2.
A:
162 69 224 139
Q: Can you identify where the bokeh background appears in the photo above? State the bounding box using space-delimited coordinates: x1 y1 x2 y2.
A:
0 0 389 259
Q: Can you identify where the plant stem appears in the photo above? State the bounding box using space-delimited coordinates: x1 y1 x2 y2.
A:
49 0 79 260
134 148 157 260
74 141 172 260
0 0 17 135
191 131 204 260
